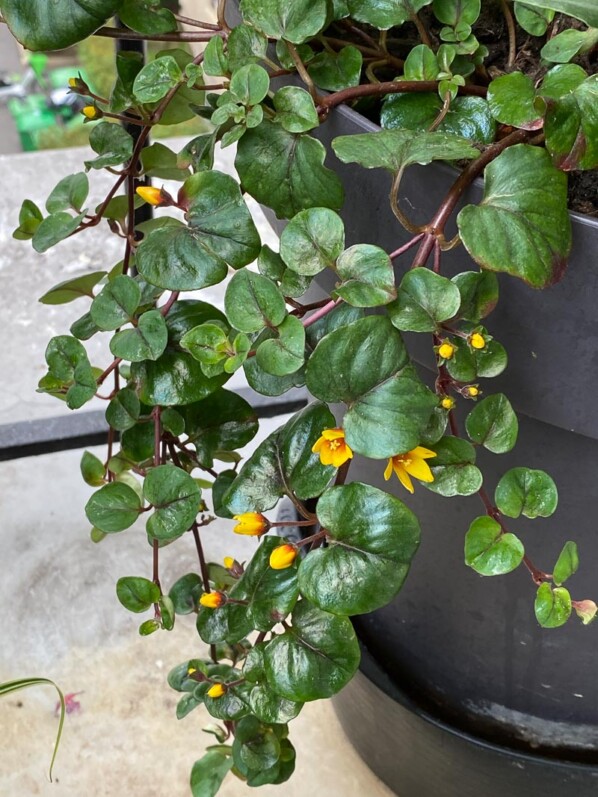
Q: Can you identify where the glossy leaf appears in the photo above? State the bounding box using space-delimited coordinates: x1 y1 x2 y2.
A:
535 582 571 628
0 0 119 50
110 310 169 362
381 94 496 144
425 436 482 497
553 541 579 586
239 0 329 43
227 25 268 71
347 0 433 29
264 600 360 701
224 270 287 332
445 338 507 382
495 467 558 519
273 87 319 133
243 537 300 631
39 271 105 305
334 244 396 307
144 464 201 540
543 74 598 171
91 275 140 331
457 145 571 288
451 271 498 321
105 388 140 432
85 482 142 533
32 212 85 254
169 573 203 615
307 47 363 91
230 63 269 105
389 268 461 332
137 172 260 290
85 123 134 170
464 516 524 575
514 2 553 35
487 72 542 129
512 0 598 26
46 173 89 214
190 751 233 797
13 199 43 240
224 402 336 513
133 55 182 103
116 576 160 613
541 28 598 63
80 450 105 487
249 686 303 724
118 0 177 34
256 315 305 376
465 394 518 454
306 316 437 458
299 483 420 615
280 208 345 276
236 120 344 219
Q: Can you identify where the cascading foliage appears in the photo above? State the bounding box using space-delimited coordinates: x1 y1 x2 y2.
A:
4 0 598 792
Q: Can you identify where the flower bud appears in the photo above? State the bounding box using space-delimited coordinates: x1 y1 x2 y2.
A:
441 396 455 410
207 683 226 699
269 544 298 570
82 105 102 121
233 512 269 537
464 384 480 398
187 666 197 675
136 186 167 206
199 591 226 609
223 556 235 570
469 332 486 350
437 340 455 360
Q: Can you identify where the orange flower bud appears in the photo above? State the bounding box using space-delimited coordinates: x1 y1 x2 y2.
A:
269 544 298 570
232 512 269 536
207 683 226 699
199 591 225 609
136 186 165 206
82 105 102 121
223 556 235 570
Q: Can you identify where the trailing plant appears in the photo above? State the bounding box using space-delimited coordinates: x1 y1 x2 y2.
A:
1 0 597 792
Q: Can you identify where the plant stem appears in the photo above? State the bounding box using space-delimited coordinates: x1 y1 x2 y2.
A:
217 0 231 33
286 42 320 103
97 358 122 386
410 10 432 47
389 233 425 260
173 13 221 30
499 0 517 69
302 298 341 328
94 26 224 42
428 91 451 132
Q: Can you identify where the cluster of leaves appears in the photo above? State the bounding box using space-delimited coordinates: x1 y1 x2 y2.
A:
3 0 597 794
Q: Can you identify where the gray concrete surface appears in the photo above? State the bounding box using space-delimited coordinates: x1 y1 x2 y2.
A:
0 24 23 155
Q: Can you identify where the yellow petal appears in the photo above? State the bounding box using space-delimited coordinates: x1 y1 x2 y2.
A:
321 428 345 441
395 464 414 493
331 445 350 468
311 436 325 453
317 445 335 466
405 457 434 483
384 459 394 481
412 446 436 460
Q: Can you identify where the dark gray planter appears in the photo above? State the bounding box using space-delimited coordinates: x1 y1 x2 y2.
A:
262 103 598 794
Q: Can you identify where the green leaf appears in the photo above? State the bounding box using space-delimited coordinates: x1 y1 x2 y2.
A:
230 64 270 105
43 335 96 409
46 173 89 214
487 72 542 129
110 310 169 362
464 516 525 575
425 436 482 497
307 316 437 458
243 537 300 631
85 123 134 170
347 0 433 29
451 271 498 322
279 208 345 276
159 595 175 630
263 600 360 701
509 0 598 26
495 467 558 519
137 172 260 290
13 199 43 240
465 394 518 453
133 55 182 103
535 582 572 628
224 270 287 332
190 751 233 797
120 421 154 464
132 351 227 406
244 348 306 397
255 315 305 376
228 25 268 71
403 44 440 81
224 402 336 513
239 0 329 43
32 212 85 254
445 338 507 382
140 142 190 181
299 483 420 615
249 686 303 724
180 323 229 374
273 86 319 133
110 50 144 114
381 94 496 145
457 145 571 288
543 74 598 171
178 132 217 173
116 576 160 613
236 120 344 219
118 0 177 34
91 275 140 331
169 573 203 614
389 268 461 332
307 47 363 91
334 244 396 307
39 271 106 305
80 451 105 487
106 388 140 432
183 389 258 468
0 0 119 50
166 299 227 343
514 2 554 35
144 464 201 540
85 482 142 533
541 28 598 63
553 541 579 586
433 0 480 26
152 49 205 125
332 129 478 173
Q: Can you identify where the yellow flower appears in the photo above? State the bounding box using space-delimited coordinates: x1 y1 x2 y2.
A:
187 666 197 675
464 385 480 398
223 556 235 570
312 428 353 468
470 332 486 350
82 105 101 121
199 591 225 609
384 446 436 494
207 683 226 699
233 512 269 536
437 340 455 360
269 544 298 570
441 396 455 410
136 186 164 206
68 77 78 89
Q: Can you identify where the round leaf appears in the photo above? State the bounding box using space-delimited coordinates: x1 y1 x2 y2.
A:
465 394 518 454
116 576 160 613
91 275 140 331
224 270 287 332
389 268 461 332
255 315 305 376
334 244 396 307
535 582 572 628
105 388 140 432
85 482 141 533
464 516 524 575
495 467 558 519
144 464 201 540
425 436 483 497
273 86 319 133
279 208 345 276
239 0 329 43
132 351 227 406
109 309 169 362
299 483 420 615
